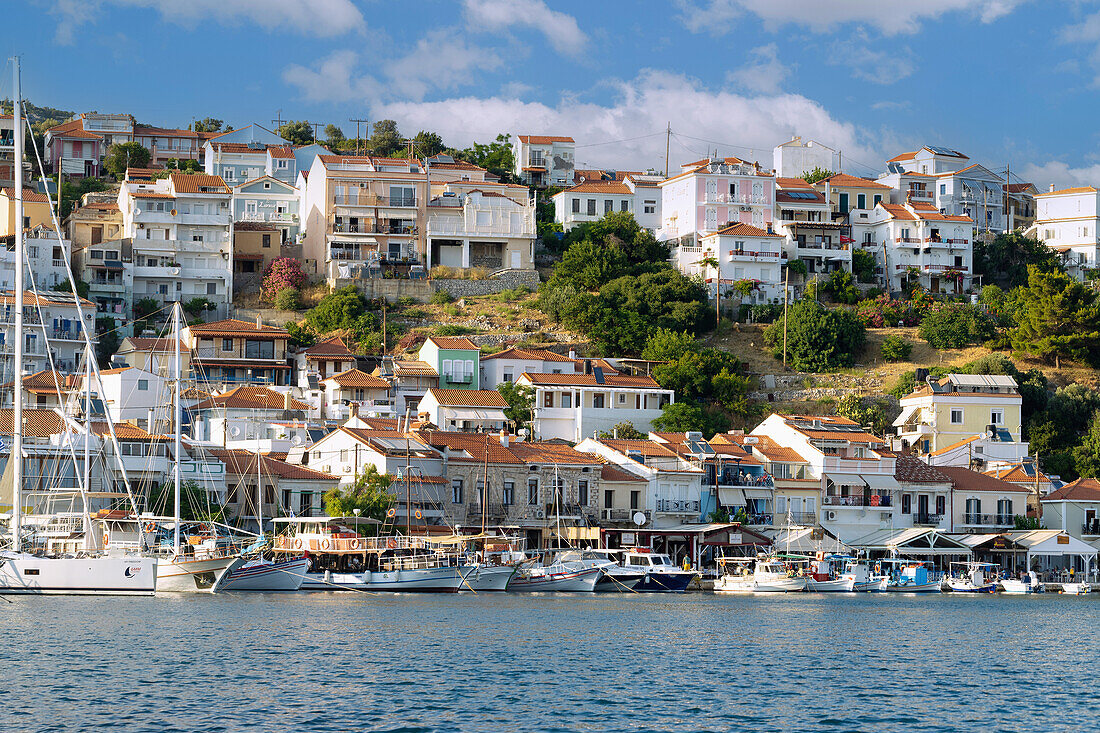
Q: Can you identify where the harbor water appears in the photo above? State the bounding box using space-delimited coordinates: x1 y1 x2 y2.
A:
1 592 1097 732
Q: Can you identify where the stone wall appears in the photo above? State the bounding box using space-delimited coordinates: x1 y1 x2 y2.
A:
332 269 540 303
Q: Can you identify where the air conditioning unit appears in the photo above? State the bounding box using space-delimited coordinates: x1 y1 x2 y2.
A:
342 465 353 472
826 510 837 521
535 509 545 519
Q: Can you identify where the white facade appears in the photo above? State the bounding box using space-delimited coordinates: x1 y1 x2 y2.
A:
574 438 704 522
1 225 71 292
1030 186 1100 278
849 202 973 293
92 366 167 427
321 369 394 421
519 373 674 444
881 147 1005 231
676 223 785 304
0 290 97 374
773 137 839 179
659 157 775 245
552 176 664 234
479 347 577 391
427 187 535 270
118 172 234 318
773 179 850 276
513 135 575 187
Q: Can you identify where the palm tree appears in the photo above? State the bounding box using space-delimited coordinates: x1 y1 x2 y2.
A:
698 251 721 324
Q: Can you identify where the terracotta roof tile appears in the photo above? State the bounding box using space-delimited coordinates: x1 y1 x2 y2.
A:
894 455 951 483
390 360 437 377
1035 186 1098 197
191 386 309 411
1 187 49 203
706 222 784 239
935 466 1031 493
881 203 917 221
0 409 65 437
170 173 230 195
206 448 339 481
425 336 478 350
327 368 390 389
1043 478 1100 502
187 318 288 337
302 336 356 358
520 372 662 389
564 181 632 194
518 135 574 144
481 346 575 362
424 389 508 407
122 337 190 353
600 463 647 482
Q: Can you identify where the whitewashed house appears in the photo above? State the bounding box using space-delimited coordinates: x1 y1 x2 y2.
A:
480 346 577 389
676 223 785 304
513 135 575 187
1029 185 1100 279
416 389 509 433
772 137 840 180
321 368 394 421
519 371 673 443
0 290 97 374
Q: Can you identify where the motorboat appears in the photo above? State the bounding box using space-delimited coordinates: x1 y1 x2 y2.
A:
714 556 807 593
1060 582 1091 595
273 517 465 592
621 549 697 593
806 555 855 592
943 562 998 593
839 559 887 592
506 558 602 592
211 541 310 592
883 560 943 593
556 548 643 592
459 562 515 591
999 571 1042 595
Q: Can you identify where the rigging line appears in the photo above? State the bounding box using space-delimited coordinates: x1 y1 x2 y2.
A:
574 130 668 149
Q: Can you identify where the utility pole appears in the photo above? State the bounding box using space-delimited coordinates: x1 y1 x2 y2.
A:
664 122 671 176
782 264 789 368
349 117 369 155
271 110 285 130
307 121 323 142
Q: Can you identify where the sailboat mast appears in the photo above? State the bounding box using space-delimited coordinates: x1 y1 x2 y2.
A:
256 425 262 538
83 344 92 541
11 56 23 553
173 302 182 553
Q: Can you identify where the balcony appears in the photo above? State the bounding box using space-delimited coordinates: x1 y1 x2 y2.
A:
239 211 298 224
465 503 507 519
655 499 701 514
193 347 280 362
776 511 817 526
962 513 1013 527
823 492 894 508
913 513 944 527
333 194 416 208
331 222 418 236
1083 521 1100 536
704 193 769 205
727 249 781 262
427 210 536 239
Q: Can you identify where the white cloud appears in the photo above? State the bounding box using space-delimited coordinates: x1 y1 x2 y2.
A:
1021 160 1100 191
1060 10 1100 85
371 70 882 172
282 51 381 104
677 0 1027 36
828 33 915 84
463 0 587 56
727 44 788 94
51 0 365 44
385 32 503 101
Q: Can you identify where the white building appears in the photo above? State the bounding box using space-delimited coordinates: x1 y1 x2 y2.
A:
658 157 775 246
91 366 167 428
0 225 72 292
773 177 850 276
306 426 444 489
675 223 785 305
118 171 234 318
772 137 840 180
189 385 312 453
518 372 673 443
427 187 535 271
552 175 664 234
321 368 394 421
232 175 299 242
480 346 577 390
849 201 973 293
881 147 1005 232
513 135 575 187
416 389 509 433
1030 185 1100 279
0 290 97 374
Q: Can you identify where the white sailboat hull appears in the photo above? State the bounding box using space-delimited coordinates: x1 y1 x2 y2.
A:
714 575 808 593
0 552 157 595
212 557 309 592
1060 582 1091 595
807 577 855 592
459 564 514 591
300 565 463 592
506 565 601 592
156 555 241 592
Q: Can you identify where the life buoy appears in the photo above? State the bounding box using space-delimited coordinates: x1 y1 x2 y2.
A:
320 539 331 551
351 538 361 549
143 523 156 533
414 510 422 520
875 562 882 574
386 507 396 518
103 532 109 547
386 538 397 549
293 538 303 550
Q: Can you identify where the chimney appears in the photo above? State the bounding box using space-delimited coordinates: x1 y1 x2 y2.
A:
583 359 592 375
350 401 359 419
568 349 576 360
499 429 509 447
283 390 292 411
1049 183 1055 193
256 313 263 328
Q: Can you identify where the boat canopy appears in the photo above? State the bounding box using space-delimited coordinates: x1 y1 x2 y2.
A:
848 527 973 556
271 516 381 525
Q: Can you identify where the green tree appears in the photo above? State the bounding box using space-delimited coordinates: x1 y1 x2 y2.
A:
880 334 912 362
274 288 302 311
369 119 404 157
852 248 876 283
147 479 221 521
323 465 395 522
52 279 90 300
412 130 446 157
103 142 150 178
598 421 646 439
973 232 1061 289
822 269 860 304
651 402 730 437
277 120 314 146
304 285 378 337
801 167 836 184
456 133 515 180
497 381 535 429
835 394 891 434
193 117 223 133
1011 266 1100 367
918 303 997 349
183 297 216 318
94 317 120 367
324 124 346 149
285 321 317 349
764 300 865 371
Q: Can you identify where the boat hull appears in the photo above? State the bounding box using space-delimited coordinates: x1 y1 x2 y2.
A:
714 576 807 593
944 579 996 593
1060 582 1091 595
808 577 855 592
506 565 601 592
212 557 309 592
300 565 463 592
852 578 888 592
0 553 157 595
156 555 241 593
634 570 697 593
459 564 515 592
886 581 942 593
594 570 644 592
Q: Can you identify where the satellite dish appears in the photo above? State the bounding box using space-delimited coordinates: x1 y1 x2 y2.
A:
291 434 304 446
632 511 646 526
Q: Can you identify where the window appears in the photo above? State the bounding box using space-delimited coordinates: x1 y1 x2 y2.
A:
502 481 514 506
857 193 866 209
839 193 849 211
221 338 233 351
137 379 149 391
587 199 597 215
389 186 415 207
90 251 104 260
578 480 589 505
571 198 580 214
629 490 640 510
990 409 1004 425
245 340 274 359
936 495 946 515
451 478 464 504
592 393 605 409
950 409 963 424
604 490 614 509
901 494 912 514
873 194 882 206
618 393 626 404
262 234 271 248
620 200 629 212
603 199 612 215
299 492 312 515
207 283 217 295
502 370 514 383
527 478 539 505
561 392 571 409
965 497 981 523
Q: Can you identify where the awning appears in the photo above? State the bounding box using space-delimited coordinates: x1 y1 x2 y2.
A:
718 487 772 504
893 404 919 427
824 473 863 486
862 474 901 490
441 407 505 421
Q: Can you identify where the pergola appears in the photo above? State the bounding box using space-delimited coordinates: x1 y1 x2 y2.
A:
848 528 973 570
949 530 1098 581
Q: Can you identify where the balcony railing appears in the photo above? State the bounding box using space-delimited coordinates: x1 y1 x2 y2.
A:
1083 521 1100 536
963 513 1013 526
704 193 769 205
333 194 416 208
331 222 418 235
776 511 817 525
240 211 298 223
655 499 701 513
913 513 944 527
728 249 781 260
465 503 507 519
823 493 894 508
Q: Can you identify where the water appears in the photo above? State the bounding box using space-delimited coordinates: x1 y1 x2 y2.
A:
1 592 1097 732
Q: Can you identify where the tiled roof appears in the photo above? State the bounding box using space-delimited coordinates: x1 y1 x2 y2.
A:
887 151 917 162
206 448 338 481
426 158 487 172
122 337 190 353
600 464 647 482
775 177 813 189
327 368 389 389
599 438 680 458
0 289 94 308
390 360 437 377
518 135 574 144
706 222 784 239
130 191 175 199
170 173 230 195
819 173 893 190
268 146 296 159
894 455 951 483
91 422 168 442
481 346 575 362
1 187 49 203
303 336 356 358
191 386 309 411
565 181 632 194
209 142 276 154
732 435 806 464
425 336 478 350
935 466 1030 493
881 204 917 221
520 372 662 389
0 409 65 437
1035 186 1098 197
416 430 599 466
47 118 102 139
133 125 200 138
187 318 288 337
424 389 508 407
1042 478 1100 502
985 464 1049 484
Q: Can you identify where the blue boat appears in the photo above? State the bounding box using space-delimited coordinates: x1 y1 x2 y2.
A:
621 550 697 593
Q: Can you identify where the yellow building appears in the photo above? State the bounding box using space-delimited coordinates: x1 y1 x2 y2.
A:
1 187 52 236
813 173 892 222
894 374 1023 455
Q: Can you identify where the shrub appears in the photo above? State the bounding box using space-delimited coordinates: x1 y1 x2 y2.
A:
856 294 926 328
750 304 782 323
880 334 913 362
430 289 455 305
261 258 308 302
764 300 866 372
434 324 475 336
274 287 301 311
823 270 860 305
402 307 429 319
918 303 997 349
396 296 418 308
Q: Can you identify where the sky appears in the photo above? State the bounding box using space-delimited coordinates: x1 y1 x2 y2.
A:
6 1 1100 188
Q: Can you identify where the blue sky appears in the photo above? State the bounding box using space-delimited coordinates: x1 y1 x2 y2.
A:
7 1 1100 186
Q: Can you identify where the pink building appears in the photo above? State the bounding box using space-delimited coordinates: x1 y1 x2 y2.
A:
658 156 775 246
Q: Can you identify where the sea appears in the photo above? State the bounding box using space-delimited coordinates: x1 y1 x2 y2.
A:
0 592 1096 732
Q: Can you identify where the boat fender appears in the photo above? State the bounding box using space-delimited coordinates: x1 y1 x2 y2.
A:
293 538 303 550
103 532 109 547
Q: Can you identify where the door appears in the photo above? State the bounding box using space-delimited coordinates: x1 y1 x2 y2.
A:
917 494 929 522
510 250 521 269
839 192 849 212
706 180 717 202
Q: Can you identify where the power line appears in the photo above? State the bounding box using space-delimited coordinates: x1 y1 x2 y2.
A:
573 130 667 149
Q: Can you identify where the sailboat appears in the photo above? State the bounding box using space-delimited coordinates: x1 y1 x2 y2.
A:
0 57 156 594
